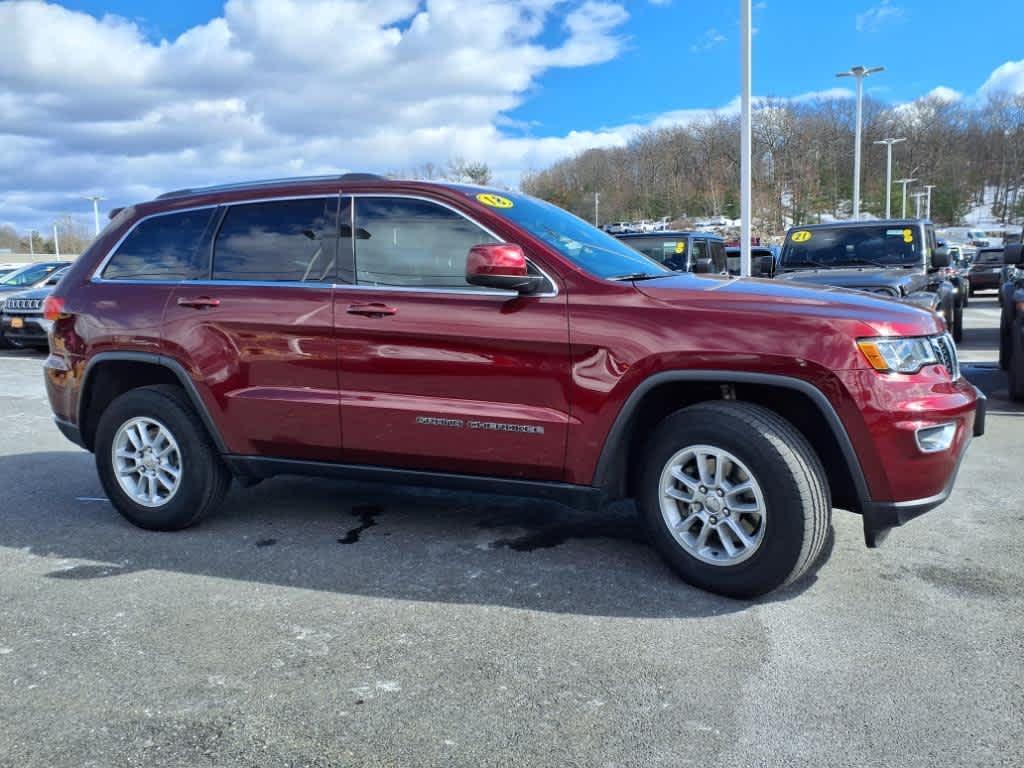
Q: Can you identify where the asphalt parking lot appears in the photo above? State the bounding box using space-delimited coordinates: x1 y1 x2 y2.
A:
1 295 1021 768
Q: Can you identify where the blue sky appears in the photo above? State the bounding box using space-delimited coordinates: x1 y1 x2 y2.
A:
2 0 1023 231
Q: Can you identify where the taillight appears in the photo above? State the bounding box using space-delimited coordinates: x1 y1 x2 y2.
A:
43 295 66 321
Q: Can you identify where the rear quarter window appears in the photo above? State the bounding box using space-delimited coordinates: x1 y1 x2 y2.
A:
102 209 215 280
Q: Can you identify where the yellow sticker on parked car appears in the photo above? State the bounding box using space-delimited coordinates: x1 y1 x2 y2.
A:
791 230 812 243
902 228 914 243
674 241 686 253
476 193 514 209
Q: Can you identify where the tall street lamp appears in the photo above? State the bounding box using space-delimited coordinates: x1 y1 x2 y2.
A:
895 177 917 218
739 0 753 276
82 195 105 236
873 137 905 219
923 184 935 221
837 65 884 219
912 191 927 219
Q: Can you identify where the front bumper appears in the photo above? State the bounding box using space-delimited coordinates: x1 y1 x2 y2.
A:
860 385 986 546
1 314 51 345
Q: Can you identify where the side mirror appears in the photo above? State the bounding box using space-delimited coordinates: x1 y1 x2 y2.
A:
466 243 544 294
931 246 950 269
692 258 714 274
1004 244 1024 266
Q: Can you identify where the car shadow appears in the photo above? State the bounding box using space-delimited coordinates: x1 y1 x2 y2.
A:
0 450 832 619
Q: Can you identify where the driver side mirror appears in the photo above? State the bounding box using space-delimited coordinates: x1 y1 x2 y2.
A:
930 246 950 269
1004 244 1024 266
466 243 544 294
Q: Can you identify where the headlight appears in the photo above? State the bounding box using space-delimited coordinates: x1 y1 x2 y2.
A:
857 336 939 374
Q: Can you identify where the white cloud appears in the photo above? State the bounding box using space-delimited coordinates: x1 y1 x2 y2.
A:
690 28 726 53
925 86 963 103
855 1 905 32
979 59 1024 96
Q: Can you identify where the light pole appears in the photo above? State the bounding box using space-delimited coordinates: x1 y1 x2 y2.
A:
873 137 905 218
739 0 753 276
53 224 61 259
895 177 917 218
912 191 927 219
923 184 935 221
837 65 884 219
82 195 104 236
594 192 600 227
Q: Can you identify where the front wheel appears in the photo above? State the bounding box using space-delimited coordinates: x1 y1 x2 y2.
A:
638 401 831 598
952 304 964 344
1009 325 1024 402
95 385 231 530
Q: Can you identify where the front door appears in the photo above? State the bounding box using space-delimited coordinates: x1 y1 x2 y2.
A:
334 195 571 481
163 196 342 461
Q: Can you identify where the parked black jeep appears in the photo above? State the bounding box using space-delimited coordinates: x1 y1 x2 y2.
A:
615 231 729 274
998 244 1024 400
771 220 960 342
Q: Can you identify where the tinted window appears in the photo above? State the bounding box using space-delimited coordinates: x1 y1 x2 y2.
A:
618 236 689 270
976 250 1003 264
692 239 708 261
354 197 498 288
709 240 727 272
214 198 340 282
103 210 213 280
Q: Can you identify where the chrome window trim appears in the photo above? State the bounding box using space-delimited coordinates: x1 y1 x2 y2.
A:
90 191 560 299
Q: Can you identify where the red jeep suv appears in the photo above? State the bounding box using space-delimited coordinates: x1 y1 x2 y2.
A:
42 175 985 597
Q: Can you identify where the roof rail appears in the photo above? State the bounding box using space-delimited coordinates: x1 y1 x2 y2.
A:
155 173 386 201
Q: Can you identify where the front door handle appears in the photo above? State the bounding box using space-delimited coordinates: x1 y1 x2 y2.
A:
177 296 221 309
346 303 398 318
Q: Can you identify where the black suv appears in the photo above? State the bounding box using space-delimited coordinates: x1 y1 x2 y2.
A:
998 244 1024 400
772 220 960 342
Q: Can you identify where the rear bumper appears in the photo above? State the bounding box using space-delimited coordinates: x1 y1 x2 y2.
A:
968 272 1002 290
54 417 86 450
860 385 986 546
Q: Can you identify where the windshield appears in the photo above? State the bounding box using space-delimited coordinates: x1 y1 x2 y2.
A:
453 186 670 279
976 250 1003 264
780 226 921 270
0 263 59 286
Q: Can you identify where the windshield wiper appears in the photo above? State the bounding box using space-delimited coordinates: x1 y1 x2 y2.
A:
606 272 673 282
838 257 890 268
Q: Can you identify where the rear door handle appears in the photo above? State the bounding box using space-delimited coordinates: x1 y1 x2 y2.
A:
176 296 221 309
346 303 398 318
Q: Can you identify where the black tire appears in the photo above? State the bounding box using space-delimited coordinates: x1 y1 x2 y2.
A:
637 401 831 598
1009 324 1024 403
999 322 1011 371
952 304 964 344
962 288 969 308
94 384 231 530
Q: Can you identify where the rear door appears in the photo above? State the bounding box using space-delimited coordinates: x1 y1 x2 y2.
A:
163 196 342 461
333 194 571 481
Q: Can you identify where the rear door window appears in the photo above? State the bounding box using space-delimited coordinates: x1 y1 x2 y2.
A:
213 198 341 283
709 240 727 272
102 210 215 280
691 238 709 262
353 197 499 289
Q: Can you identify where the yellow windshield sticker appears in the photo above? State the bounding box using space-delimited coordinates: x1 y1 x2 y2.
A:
476 193 513 209
674 241 686 254
902 228 914 243
791 230 812 243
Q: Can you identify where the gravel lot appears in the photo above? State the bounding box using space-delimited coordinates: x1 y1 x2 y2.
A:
1 294 1021 768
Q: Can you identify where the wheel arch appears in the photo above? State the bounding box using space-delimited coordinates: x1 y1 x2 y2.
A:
592 371 872 515
78 352 227 454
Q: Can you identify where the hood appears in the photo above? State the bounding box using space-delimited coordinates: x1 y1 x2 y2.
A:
774 266 915 291
633 273 940 338
0 285 53 302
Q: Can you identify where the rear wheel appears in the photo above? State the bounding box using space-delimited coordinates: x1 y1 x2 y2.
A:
95 385 230 530
638 401 831 598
